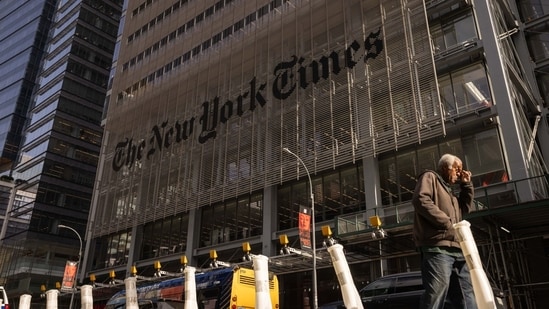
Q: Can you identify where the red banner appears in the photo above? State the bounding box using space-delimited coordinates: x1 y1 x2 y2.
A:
299 207 312 249
61 260 78 291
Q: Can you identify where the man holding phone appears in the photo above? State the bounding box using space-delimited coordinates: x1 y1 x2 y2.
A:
412 154 477 309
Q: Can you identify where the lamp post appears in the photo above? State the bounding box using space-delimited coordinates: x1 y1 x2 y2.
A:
282 147 318 309
58 224 82 309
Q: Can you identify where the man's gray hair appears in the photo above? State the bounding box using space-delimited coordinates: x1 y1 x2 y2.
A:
438 154 460 170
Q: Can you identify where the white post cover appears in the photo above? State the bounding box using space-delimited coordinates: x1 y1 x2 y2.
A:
253 254 272 309
184 266 199 309
45 289 59 309
327 244 364 309
454 220 497 309
125 277 139 309
18 294 31 309
81 284 94 309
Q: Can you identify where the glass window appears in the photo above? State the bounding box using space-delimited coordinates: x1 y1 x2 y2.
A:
187 19 195 29
322 172 341 219
379 157 399 206
463 129 506 187
417 145 439 172
200 205 215 247
439 64 491 116
150 213 190 255
199 192 262 247
361 278 394 297
225 200 238 241
394 275 423 293
519 1 549 20
379 138 463 206
278 186 293 230
195 12 204 23
431 12 477 52
104 232 131 267
341 166 366 214
205 6 214 17
249 192 263 236
396 151 418 203
177 25 186 36
379 130 508 205
278 164 365 226
288 182 308 229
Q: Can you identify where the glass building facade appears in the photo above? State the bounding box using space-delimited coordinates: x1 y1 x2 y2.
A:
0 0 57 173
86 0 549 308
0 0 122 306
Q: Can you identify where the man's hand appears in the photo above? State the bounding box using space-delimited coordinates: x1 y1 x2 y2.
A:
460 170 472 183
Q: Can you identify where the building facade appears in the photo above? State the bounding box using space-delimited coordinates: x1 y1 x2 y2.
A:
87 0 549 308
0 0 123 306
0 0 57 173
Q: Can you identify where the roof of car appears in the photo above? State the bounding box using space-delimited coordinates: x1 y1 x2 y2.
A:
377 271 421 279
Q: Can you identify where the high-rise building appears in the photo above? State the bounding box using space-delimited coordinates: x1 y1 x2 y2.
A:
87 0 549 308
0 0 122 306
0 0 57 173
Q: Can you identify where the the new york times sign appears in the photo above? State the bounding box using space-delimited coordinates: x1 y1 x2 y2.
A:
112 29 383 172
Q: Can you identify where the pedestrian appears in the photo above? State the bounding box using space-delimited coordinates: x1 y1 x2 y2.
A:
412 153 477 309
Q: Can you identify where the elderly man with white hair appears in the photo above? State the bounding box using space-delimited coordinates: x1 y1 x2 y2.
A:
412 153 477 309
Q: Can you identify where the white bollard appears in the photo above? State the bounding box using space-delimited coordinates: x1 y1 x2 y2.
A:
252 255 272 309
81 284 94 309
125 277 139 309
327 244 364 309
46 289 59 309
184 266 199 309
18 293 32 309
454 220 497 309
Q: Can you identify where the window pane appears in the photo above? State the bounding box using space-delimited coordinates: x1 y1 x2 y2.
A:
463 129 506 186
396 151 417 203
361 278 394 297
249 193 262 236
322 172 341 219
452 64 491 114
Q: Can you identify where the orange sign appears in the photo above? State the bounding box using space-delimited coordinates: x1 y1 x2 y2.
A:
299 207 311 249
61 260 78 290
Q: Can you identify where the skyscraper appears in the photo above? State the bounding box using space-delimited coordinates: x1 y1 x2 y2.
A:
0 0 122 306
0 0 57 173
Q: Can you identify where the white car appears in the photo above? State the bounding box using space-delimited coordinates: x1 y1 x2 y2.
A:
0 286 9 309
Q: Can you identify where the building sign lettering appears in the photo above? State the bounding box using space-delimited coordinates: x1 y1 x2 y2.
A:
112 29 383 172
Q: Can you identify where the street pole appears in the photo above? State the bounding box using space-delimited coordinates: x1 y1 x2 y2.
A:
282 147 318 309
58 224 82 309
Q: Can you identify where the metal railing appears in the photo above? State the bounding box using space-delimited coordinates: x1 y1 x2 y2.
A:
335 174 549 237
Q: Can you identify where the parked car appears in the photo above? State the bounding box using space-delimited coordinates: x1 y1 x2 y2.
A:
319 271 506 309
0 286 9 309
